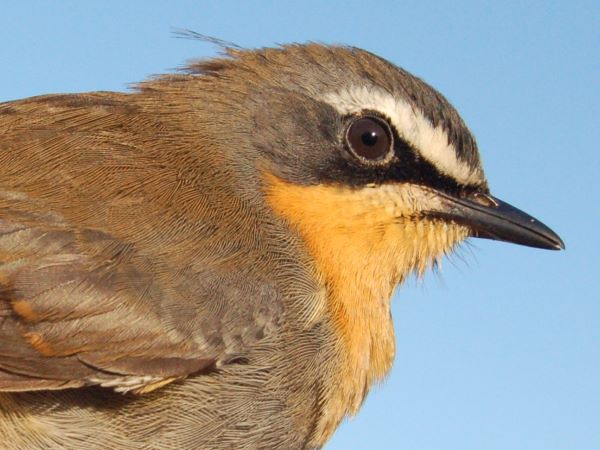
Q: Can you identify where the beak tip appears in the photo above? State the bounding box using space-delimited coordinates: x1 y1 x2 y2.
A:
553 238 566 251
539 226 564 251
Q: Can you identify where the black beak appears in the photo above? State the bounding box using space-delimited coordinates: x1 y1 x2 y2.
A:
429 191 565 250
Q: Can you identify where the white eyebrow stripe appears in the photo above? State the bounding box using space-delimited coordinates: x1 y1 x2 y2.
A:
321 86 484 186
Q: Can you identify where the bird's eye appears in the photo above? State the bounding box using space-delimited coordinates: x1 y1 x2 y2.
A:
345 116 393 162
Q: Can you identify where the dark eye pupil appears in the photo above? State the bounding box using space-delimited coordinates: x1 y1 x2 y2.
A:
361 131 378 147
346 116 393 162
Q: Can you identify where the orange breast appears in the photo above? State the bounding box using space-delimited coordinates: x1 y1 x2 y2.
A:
263 173 469 444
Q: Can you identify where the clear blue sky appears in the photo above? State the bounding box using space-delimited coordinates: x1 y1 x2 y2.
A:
1 2 598 449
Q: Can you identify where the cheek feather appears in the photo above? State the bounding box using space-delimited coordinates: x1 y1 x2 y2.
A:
264 174 469 286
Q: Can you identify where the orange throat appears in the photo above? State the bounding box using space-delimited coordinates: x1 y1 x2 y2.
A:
263 173 469 443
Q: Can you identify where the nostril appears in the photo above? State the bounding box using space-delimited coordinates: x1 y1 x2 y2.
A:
472 192 499 208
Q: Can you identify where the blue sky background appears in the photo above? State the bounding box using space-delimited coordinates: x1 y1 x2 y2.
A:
1 2 598 449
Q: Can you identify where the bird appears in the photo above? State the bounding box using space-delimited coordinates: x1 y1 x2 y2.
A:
0 42 563 449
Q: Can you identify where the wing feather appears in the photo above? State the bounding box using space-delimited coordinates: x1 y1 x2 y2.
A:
0 94 282 393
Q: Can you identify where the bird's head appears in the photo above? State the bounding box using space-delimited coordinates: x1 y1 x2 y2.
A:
178 44 563 274
166 43 564 302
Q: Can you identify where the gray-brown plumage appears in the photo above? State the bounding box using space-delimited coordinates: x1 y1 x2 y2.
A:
0 44 563 449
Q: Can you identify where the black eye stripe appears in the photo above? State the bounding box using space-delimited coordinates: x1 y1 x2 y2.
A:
333 111 482 195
